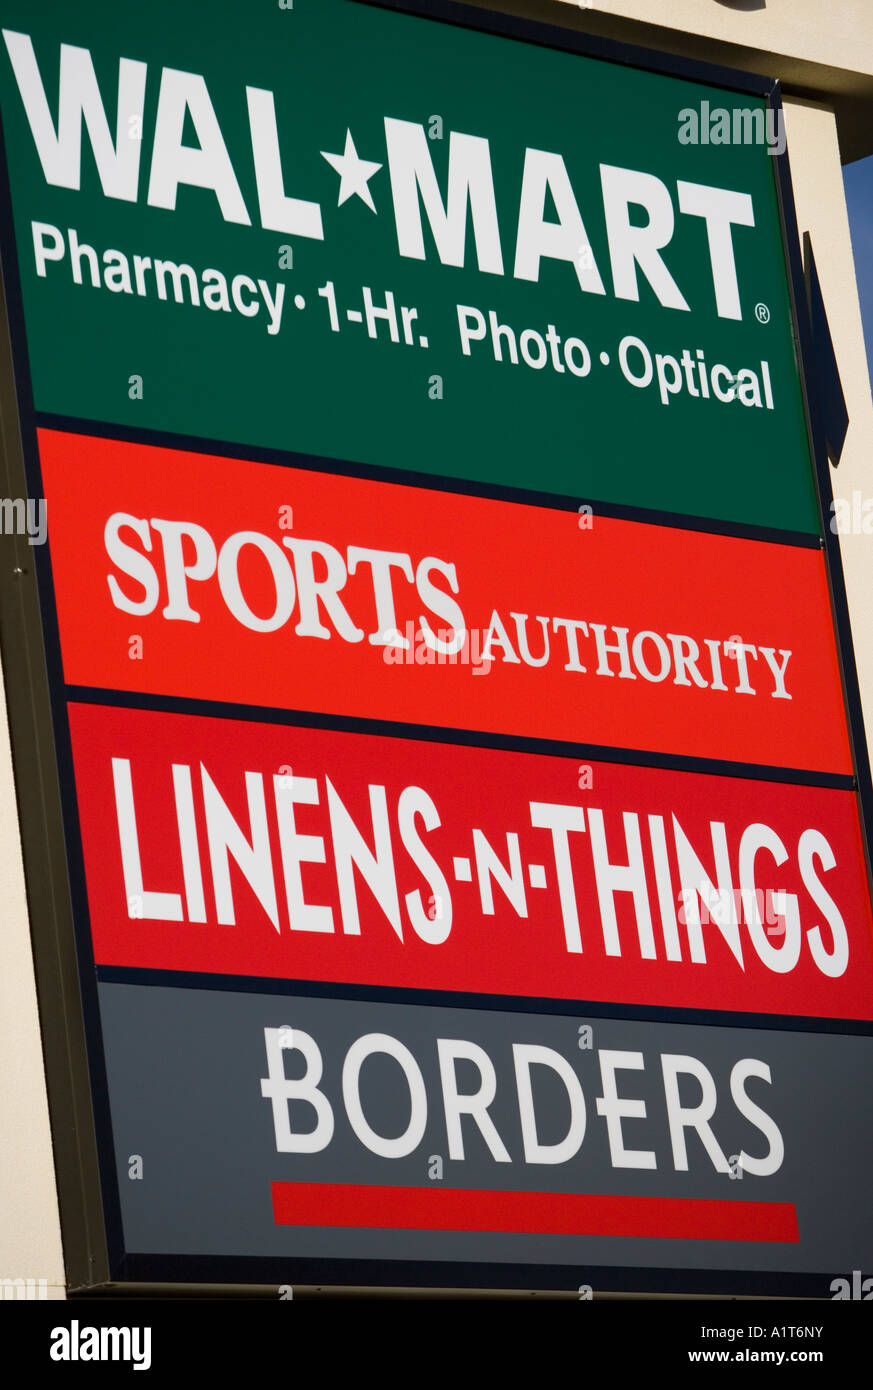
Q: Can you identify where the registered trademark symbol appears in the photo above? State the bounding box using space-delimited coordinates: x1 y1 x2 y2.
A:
755 303 770 324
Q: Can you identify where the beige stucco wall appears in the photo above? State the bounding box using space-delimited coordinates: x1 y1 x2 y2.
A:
0 653 65 1298
782 97 873 765
553 0 873 76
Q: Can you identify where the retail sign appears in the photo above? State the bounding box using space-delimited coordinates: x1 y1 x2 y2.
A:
0 0 818 530
0 0 870 1298
42 430 849 772
98 983 873 1289
71 703 873 1020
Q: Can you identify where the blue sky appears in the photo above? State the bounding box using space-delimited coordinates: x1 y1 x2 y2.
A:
843 153 873 386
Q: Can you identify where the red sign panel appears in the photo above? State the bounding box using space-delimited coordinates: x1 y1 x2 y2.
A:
43 429 850 772
68 702 873 1019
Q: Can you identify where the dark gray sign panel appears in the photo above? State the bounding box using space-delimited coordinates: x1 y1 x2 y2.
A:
99 982 873 1292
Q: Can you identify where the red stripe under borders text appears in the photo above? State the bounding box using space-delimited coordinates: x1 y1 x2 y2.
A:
271 1182 799 1242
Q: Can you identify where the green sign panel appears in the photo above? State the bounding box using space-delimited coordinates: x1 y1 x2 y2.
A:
0 0 818 530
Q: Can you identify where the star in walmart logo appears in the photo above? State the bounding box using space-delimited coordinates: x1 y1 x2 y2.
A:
321 129 382 212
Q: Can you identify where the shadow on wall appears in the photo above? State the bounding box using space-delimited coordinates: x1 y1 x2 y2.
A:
713 0 766 11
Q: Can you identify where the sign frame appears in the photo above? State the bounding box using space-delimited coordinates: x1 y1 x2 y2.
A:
0 0 871 1296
